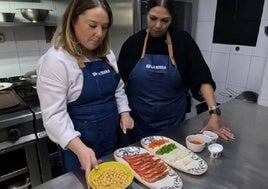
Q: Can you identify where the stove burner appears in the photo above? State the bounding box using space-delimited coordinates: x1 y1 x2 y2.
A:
14 86 39 106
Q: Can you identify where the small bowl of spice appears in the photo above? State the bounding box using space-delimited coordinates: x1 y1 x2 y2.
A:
208 143 223 158
186 135 205 153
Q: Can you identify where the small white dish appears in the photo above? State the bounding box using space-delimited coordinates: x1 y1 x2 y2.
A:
195 134 212 146
202 131 219 143
0 82 12 90
208 143 223 158
186 135 205 153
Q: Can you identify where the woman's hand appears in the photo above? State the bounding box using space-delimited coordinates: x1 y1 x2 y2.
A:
120 112 134 134
200 114 235 141
199 84 235 141
67 137 99 178
76 146 100 178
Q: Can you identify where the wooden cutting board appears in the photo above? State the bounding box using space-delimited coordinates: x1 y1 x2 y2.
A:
0 90 20 109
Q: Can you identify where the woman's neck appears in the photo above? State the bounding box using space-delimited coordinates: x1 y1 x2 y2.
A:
83 50 98 61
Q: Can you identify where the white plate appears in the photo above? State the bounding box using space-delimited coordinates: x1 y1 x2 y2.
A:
114 146 183 189
141 136 208 175
0 82 12 91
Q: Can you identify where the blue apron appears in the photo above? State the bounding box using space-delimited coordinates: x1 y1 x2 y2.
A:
126 31 187 142
60 57 120 173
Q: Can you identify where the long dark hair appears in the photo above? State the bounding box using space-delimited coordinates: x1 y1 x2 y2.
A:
146 0 174 16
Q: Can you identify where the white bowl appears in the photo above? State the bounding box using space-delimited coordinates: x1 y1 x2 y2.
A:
186 135 205 153
195 134 212 146
208 143 223 158
202 131 219 143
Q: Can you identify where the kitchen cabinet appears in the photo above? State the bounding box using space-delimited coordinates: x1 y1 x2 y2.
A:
0 22 57 42
0 0 40 2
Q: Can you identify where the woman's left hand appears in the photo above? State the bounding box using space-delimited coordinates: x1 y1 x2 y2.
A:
120 112 134 134
200 114 235 141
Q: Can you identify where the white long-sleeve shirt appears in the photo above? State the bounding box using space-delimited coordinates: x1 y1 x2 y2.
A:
36 47 131 149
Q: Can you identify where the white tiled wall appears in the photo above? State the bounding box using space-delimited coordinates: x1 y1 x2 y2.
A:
196 0 268 104
258 58 268 107
0 0 68 78
210 52 229 83
186 0 268 119
247 56 267 92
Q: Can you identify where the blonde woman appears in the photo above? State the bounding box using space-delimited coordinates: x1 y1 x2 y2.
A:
37 0 133 177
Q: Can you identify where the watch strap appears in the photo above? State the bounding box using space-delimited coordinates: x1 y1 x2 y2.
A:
208 106 218 111
209 106 221 115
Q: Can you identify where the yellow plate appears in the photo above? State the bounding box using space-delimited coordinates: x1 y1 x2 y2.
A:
87 161 134 189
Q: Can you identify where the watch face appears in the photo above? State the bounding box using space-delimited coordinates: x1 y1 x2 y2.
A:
210 108 221 115
216 108 221 115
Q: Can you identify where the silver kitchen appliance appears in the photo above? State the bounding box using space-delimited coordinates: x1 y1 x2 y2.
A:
0 76 62 188
9 76 63 183
0 79 41 188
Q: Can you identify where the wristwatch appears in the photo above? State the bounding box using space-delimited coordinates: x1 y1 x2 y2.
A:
209 106 221 115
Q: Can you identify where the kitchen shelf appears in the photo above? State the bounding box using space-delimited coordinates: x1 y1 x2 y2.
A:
0 21 57 27
0 0 40 1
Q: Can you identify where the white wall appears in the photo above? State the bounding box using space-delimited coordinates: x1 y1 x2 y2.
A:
196 0 268 104
258 57 268 107
0 0 68 78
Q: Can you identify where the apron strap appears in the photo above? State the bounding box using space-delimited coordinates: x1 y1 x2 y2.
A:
141 30 176 66
141 30 149 59
103 57 119 73
166 31 176 66
76 56 86 68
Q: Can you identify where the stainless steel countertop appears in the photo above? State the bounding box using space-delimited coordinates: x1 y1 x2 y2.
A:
33 98 268 189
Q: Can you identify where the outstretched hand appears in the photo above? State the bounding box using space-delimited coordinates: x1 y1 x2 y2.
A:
200 114 235 141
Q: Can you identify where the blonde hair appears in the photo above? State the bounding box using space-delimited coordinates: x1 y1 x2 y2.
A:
53 0 113 58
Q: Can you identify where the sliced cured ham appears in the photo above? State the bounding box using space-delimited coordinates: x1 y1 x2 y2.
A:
123 152 168 183
114 146 183 188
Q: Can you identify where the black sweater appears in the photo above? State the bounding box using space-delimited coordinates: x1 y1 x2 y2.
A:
117 28 216 99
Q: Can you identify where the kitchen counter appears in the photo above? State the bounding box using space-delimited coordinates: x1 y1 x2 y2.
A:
33 98 268 189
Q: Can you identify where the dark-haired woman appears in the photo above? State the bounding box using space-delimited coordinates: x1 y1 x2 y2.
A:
118 0 234 144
